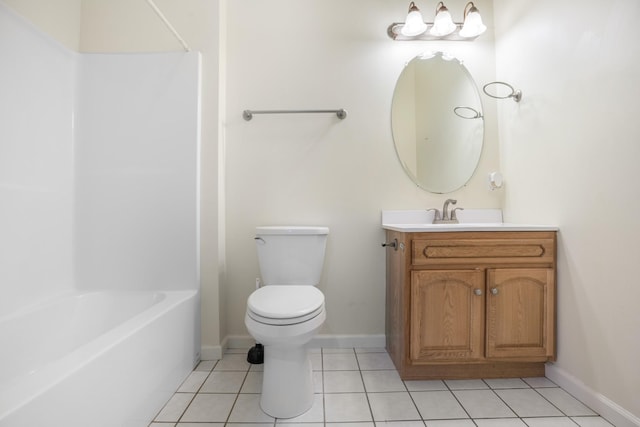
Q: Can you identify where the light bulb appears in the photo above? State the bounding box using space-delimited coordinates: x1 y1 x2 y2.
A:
401 2 427 36
429 2 456 36
459 3 486 37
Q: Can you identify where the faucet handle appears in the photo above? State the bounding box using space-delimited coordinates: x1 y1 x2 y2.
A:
451 207 464 221
426 208 441 221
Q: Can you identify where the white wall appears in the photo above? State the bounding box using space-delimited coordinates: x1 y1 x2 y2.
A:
1 0 81 50
0 3 76 313
224 0 502 340
494 0 640 423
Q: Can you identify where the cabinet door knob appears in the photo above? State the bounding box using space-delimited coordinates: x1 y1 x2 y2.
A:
491 288 499 295
474 288 483 296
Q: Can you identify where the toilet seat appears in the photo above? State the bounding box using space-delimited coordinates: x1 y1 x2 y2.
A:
247 305 324 326
247 286 324 326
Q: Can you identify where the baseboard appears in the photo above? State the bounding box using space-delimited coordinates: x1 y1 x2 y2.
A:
546 364 640 427
223 335 255 351
311 334 386 349
221 334 386 351
200 344 223 361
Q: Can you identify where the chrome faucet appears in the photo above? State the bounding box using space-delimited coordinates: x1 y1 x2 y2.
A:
430 199 462 224
426 208 441 222
427 199 464 224
451 207 464 221
442 199 456 221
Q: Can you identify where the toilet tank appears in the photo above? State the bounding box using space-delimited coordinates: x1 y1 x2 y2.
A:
255 226 329 286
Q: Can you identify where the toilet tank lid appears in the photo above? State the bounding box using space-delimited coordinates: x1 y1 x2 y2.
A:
256 226 329 235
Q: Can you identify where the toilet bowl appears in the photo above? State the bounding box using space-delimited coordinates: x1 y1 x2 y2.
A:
245 226 329 418
245 286 325 418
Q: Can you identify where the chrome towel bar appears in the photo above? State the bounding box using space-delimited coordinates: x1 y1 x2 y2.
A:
243 109 347 121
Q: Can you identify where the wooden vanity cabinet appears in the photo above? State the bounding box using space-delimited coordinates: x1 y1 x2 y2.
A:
385 230 556 379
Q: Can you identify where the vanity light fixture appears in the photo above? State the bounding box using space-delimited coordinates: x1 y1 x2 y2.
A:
388 1 487 41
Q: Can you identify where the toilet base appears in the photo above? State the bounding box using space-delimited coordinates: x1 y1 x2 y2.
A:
260 345 314 418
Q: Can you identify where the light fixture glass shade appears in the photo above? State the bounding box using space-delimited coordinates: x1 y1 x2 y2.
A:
459 5 486 37
429 3 456 36
401 2 427 36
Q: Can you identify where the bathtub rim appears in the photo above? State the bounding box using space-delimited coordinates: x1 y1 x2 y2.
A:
0 289 198 421
0 289 165 324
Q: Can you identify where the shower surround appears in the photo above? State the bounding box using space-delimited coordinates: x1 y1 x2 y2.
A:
0 4 201 426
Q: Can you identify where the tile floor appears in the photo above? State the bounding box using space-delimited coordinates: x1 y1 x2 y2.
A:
150 348 615 427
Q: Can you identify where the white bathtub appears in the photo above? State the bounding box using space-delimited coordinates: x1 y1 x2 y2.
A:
0 290 199 427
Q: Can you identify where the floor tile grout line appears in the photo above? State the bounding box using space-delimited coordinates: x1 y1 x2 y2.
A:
353 347 377 423
231 365 259 425
173 389 199 425
321 347 326 426
155 359 219 424
521 416 582 427
486 380 524 421
531 385 570 418
492 377 571 424
401 365 430 425
203 354 253 424
198 360 248 425
488 379 582 427
529 385 595 424
533 381 604 420
468 378 489 427
444 378 475 423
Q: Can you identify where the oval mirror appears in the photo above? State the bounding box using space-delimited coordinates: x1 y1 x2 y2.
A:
391 52 484 193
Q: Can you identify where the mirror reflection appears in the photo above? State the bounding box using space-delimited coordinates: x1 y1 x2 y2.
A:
391 52 484 194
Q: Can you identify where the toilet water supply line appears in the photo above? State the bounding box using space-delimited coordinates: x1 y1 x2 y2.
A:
145 0 191 52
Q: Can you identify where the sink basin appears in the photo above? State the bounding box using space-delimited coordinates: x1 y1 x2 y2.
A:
381 209 558 232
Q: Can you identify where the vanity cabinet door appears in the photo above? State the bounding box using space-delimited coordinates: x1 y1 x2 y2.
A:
410 269 484 362
486 268 555 360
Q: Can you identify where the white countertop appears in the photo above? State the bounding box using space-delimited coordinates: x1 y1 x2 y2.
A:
382 223 559 232
381 209 558 232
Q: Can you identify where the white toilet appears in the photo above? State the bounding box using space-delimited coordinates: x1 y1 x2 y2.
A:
245 226 329 418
